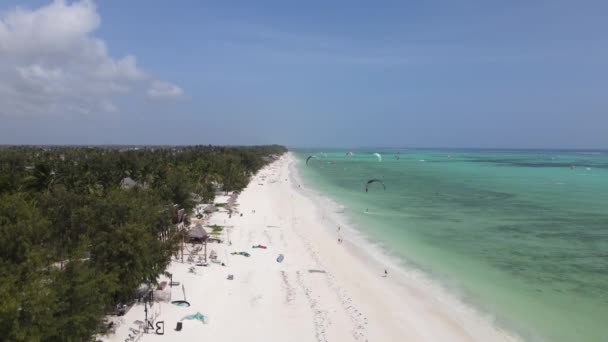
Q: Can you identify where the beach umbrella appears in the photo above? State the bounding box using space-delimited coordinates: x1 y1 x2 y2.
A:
203 204 216 213
188 224 208 240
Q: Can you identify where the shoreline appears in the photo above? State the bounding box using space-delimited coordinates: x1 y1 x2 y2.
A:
102 152 521 342
288 153 522 341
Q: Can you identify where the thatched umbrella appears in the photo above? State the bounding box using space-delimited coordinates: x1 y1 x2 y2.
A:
188 224 208 241
203 204 216 214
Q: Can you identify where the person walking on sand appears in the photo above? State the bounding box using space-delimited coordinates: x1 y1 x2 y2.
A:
384 269 388 277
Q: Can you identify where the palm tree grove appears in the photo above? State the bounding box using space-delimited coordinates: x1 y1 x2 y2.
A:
0 145 286 341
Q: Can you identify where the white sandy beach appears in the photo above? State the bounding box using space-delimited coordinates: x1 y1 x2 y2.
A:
102 153 520 342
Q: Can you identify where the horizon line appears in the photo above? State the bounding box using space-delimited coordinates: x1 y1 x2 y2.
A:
0 144 606 152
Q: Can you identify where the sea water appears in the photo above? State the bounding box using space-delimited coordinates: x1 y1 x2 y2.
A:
294 149 608 342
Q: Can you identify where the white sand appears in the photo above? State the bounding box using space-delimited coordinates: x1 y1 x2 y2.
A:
103 153 520 342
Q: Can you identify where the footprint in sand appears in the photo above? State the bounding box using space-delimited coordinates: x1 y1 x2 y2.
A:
264 230 273 244
280 271 295 304
296 271 329 342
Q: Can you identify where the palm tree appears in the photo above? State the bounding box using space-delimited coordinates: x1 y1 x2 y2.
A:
23 163 59 193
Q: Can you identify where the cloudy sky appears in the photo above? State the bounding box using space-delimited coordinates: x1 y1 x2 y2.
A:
1 0 607 148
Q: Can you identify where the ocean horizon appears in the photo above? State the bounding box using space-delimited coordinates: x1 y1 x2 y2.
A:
294 148 608 342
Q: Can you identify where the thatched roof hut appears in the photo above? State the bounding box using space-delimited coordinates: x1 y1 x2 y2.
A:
203 204 216 214
228 192 238 203
187 224 208 242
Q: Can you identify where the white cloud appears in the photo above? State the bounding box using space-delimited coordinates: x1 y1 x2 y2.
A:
0 0 182 117
147 80 184 99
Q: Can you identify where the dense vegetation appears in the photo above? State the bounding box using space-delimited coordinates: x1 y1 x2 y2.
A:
0 145 286 341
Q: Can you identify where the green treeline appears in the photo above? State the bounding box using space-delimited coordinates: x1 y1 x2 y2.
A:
0 145 286 341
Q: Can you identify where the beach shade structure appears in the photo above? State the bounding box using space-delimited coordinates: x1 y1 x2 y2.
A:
180 312 208 324
171 300 191 307
365 179 386 193
277 254 285 263
203 204 216 214
227 195 238 209
187 224 208 243
228 192 239 204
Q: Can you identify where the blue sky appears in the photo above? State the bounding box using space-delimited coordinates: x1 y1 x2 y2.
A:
1 0 607 148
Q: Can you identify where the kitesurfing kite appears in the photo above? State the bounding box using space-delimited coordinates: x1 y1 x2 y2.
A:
373 153 382 162
365 179 386 192
306 155 318 165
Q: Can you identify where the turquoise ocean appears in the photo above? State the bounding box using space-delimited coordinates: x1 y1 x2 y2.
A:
294 149 608 342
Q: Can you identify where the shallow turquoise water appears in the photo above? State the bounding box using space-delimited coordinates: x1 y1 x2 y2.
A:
295 149 608 342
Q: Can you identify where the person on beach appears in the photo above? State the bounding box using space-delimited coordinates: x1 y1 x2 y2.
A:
384 269 388 277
